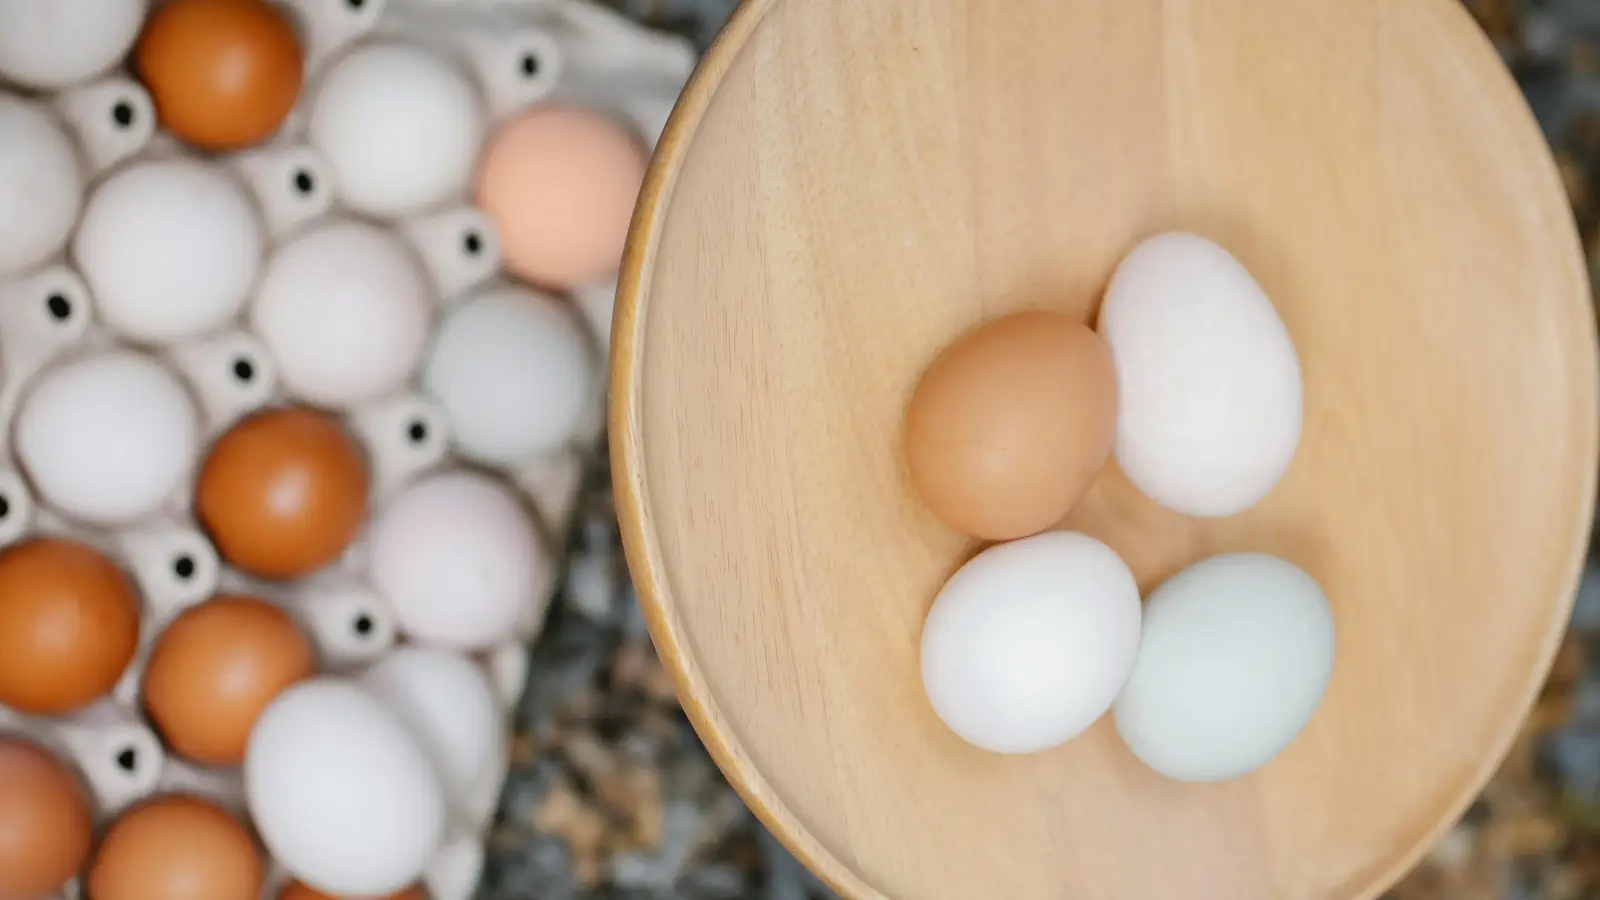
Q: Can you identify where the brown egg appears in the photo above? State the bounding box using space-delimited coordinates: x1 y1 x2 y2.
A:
135 0 303 151
90 795 262 900
280 882 427 900
905 310 1118 541
0 738 93 897
143 595 315 767
0 538 141 715
196 407 369 579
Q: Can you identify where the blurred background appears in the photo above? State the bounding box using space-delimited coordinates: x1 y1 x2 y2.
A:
474 1 1600 898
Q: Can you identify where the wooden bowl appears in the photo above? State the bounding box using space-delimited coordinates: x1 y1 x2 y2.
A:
610 0 1600 897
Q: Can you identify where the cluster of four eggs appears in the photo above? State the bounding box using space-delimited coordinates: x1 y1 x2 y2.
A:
907 233 1336 784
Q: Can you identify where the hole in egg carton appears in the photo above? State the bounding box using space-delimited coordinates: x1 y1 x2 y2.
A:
22 509 196 710
534 0 693 147
543 0 694 77
0 469 35 549
112 520 221 623
292 0 391 75
376 0 690 149
47 702 166 819
348 393 452 499
399 207 501 301
0 265 95 426
452 27 563 121
51 76 155 175
291 575 399 669
386 0 688 92
167 331 280 433
227 145 336 239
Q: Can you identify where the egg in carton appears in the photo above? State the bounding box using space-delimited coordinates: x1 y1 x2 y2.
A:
0 0 692 897
0 229 557 900
286 0 677 516
0 328 492 900
370 0 694 140
291 5 666 545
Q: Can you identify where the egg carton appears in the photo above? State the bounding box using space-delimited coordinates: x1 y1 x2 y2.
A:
0 0 692 898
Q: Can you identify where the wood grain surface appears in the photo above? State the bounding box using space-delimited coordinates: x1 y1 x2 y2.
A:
610 0 1600 898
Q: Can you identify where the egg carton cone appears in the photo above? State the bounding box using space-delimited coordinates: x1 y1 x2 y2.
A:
0 0 692 897
373 0 694 142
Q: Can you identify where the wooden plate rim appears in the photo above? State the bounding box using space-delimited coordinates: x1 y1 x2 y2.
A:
610 0 875 894
608 1 1600 897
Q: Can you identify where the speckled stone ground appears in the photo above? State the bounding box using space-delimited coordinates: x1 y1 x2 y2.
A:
476 2 1600 898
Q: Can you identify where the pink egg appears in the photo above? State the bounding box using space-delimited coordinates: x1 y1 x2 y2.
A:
474 105 647 290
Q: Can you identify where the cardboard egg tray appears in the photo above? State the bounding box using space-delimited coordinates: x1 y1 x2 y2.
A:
0 1 693 897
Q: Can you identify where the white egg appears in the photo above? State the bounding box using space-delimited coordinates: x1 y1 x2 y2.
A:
246 678 447 898
921 532 1142 755
1112 553 1335 783
0 97 83 276
251 219 433 407
309 44 484 218
361 647 503 803
15 351 199 525
0 0 147 89
423 286 597 466
368 471 548 650
74 158 264 344
1098 231 1303 518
